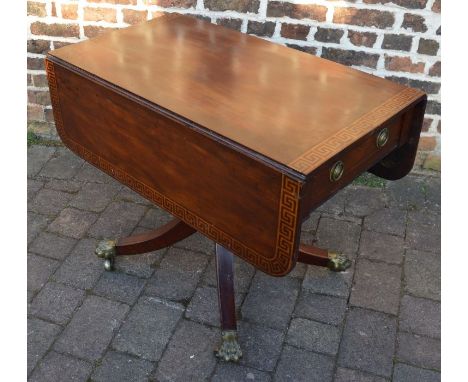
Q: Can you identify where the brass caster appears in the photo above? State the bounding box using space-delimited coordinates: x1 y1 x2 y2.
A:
215 330 242 362
327 253 351 272
95 239 116 272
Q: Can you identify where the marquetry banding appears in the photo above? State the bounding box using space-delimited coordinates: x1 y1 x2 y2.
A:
45 59 301 276
288 87 424 174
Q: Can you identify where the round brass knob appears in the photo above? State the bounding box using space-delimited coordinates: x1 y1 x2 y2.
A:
376 127 389 148
330 161 344 182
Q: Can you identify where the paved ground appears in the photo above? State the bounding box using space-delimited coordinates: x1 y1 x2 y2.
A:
27 145 441 382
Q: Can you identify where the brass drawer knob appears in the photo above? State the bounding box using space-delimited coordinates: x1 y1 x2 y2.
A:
330 161 344 182
376 127 389 148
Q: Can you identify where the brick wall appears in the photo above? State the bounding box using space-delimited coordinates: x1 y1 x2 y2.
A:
27 0 441 170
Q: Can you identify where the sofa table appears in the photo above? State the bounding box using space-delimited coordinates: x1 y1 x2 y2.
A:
45 13 426 362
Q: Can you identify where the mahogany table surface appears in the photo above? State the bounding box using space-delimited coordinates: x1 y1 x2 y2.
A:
46 14 426 276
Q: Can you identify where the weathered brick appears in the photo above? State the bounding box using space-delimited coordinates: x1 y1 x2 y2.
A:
280 23 310 40
423 153 441 171
418 38 439 55
32 74 49 87
386 76 441 94
61 3 78 19
333 8 395 29
84 7 117 22
145 0 196 7
429 61 441 77
363 0 427 9
426 100 440 115
286 44 317 55
31 22 79 38
248 21 276 37
89 0 137 4
422 117 433 132
385 55 424 73
348 30 377 47
53 41 73 49
123 9 148 25
84 25 120 38
217 18 243 31
27 1 47 17
27 39 50 54
402 13 427 32
267 2 327 21
205 0 260 13
28 73 33 86
51 1 57 17
382 34 413 51
27 57 45 71
28 104 44 122
432 0 441 13
314 27 344 43
28 90 51 106
44 108 55 122
322 48 379 68
418 136 436 151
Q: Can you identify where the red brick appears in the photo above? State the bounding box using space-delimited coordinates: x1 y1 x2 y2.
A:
286 44 317 56
247 21 276 37
418 136 436 151
418 39 439 56
432 0 441 13
382 34 413 51
217 18 243 32
402 13 427 33
53 41 73 49
27 74 33 86
31 22 79 38
27 39 50 54
322 48 379 69
84 7 117 22
45 108 55 123
348 31 377 48
88 0 137 4
144 0 196 7
122 9 148 25
429 61 441 77
27 57 45 71
84 25 120 38
205 0 260 13
422 118 433 132
333 8 394 28
151 11 166 20
28 90 51 106
28 104 45 121
363 0 427 9
384 56 424 73
280 24 310 40
314 27 344 44
436 120 441 133
267 2 327 22
61 4 79 20
27 2 47 17
32 74 49 88
51 2 57 17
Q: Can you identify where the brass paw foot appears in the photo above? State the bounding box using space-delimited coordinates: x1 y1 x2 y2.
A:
327 253 351 272
95 239 116 271
215 330 242 362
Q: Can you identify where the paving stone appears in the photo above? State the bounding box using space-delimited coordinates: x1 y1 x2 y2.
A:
396 332 440 370
174 232 214 255
27 318 61 375
393 363 441 382
28 179 44 201
286 261 307 278
212 363 271 381
293 291 347 326
404 249 440 300
286 317 340 355
338 308 397 378
29 351 92 382
359 230 405 264
334 367 389 382
93 271 145 305
350 259 401 315
27 254 60 292
48 208 98 239
138 206 173 228
75 161 114 183
302 262 354 298
345 187 388 217
53 238 104 290
301 212 320 232
185 285 243 327
203 255 255 294
116 185 153 205
29 231 77 260
363 207 407 237
69 182 121 212
45 179 82 193
91 351 154 382
28 145 55 177
39 148 83 179
145 247 208 302
399 295 440 338
88 201 147 238
28 212 51 244
238 321 284 372
316 189 347 215
406 208 440 253
29 188 73 215
154 320 218 381
242 273 300 330
385 175 426 209
274 345 335 382
54 295 129 361
29 282 85 325
424 176 441 210
316 216 361 253
112 296 183 361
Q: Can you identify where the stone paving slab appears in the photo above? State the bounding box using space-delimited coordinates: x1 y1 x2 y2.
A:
27 145 441 381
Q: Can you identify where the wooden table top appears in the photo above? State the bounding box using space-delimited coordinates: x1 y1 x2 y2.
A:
50 13 423 177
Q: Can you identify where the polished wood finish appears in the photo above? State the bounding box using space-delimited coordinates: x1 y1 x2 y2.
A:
46 14 426 276
215 244 237 332
297 244 330 268
115 218 196 256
